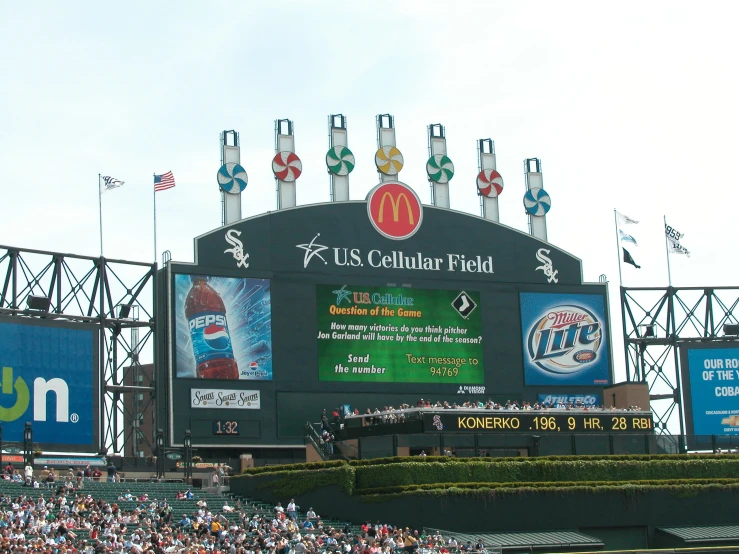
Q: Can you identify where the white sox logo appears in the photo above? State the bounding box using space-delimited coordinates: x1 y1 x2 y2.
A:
535 248 558 283
224 229 249 268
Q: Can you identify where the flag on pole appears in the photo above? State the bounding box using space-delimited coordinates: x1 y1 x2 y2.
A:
665 220 691 257
616 211 639 225
101 176 124 193
623 248 641 268
619 229 638 246
154 171 176 192
667 236 691 257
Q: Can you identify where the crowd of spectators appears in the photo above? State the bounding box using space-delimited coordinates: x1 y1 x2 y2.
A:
0 465 483 554
323 399 644 427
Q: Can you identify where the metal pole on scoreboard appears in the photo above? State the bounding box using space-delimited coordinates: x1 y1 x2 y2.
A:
613 209 623 289
664 215 673 287
98 174 104 257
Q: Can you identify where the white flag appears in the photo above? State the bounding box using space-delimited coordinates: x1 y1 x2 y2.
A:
665 221 690 257
101 175 124 193
619 229 638 246
665 221 684 241
667 236 691 257
616 211 639 225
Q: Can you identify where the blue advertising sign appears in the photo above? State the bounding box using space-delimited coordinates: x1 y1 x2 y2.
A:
174 275 273 380
685 347 739 435
0 321 94 445
537 393 600 406
520 293 611 386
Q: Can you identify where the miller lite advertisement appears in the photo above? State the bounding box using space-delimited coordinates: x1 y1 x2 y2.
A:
520 292 611 386
174 274 273 380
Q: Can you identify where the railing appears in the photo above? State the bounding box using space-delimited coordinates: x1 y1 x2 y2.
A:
304 422 330 461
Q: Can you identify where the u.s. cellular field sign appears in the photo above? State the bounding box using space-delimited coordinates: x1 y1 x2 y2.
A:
317 284 483 383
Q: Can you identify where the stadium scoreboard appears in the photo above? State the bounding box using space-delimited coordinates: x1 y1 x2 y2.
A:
423 412 653 434
160 200 617 448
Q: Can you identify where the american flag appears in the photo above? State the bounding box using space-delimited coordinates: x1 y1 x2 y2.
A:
154 171 175 192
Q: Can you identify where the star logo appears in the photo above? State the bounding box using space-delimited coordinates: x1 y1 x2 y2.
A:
332 285 352 305
296 233 329 268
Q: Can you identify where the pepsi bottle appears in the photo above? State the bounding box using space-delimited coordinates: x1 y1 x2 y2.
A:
184 277 239 379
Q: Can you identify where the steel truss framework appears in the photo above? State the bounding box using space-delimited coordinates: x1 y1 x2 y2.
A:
0 245 155 455
621 286 739 438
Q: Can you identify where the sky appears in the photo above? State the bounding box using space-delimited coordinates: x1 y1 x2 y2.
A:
1 1 738 415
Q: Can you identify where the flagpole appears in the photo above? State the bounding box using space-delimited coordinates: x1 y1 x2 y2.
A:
614 210 623 288
98 174 104 257
153 174 158 266
664 215 672 286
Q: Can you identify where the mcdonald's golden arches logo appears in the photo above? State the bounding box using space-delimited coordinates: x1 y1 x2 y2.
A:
366 181 423 240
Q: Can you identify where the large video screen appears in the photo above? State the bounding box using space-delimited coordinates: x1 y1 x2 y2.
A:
317 284 483 383
682 346 739 435
174 275 273 380
520 292 611 386
0 319 94 445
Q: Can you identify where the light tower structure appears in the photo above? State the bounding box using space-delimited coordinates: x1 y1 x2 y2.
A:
273 119 302 210
477 139 504 222
326 114 355 202
218 130 247 226
375 114 404 183
523 158 551 241
426 124 454 208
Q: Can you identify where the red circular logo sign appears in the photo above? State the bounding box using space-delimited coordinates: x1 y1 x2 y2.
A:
366 181 423 240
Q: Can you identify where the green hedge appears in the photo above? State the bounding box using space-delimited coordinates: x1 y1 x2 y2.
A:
357 482 739 502
240 460 347 475
349 454 733 466
247 466 355 498
240 454 737 475
354 459 739 489
234 458 739 503
356 477 739 495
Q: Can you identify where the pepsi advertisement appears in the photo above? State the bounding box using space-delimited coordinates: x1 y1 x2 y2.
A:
520 292 611 386
174 275 273 380
0 319 94 446
682 346 739 435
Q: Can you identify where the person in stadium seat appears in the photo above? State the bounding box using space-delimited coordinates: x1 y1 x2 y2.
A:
362 408 373 427
106 461 117 482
